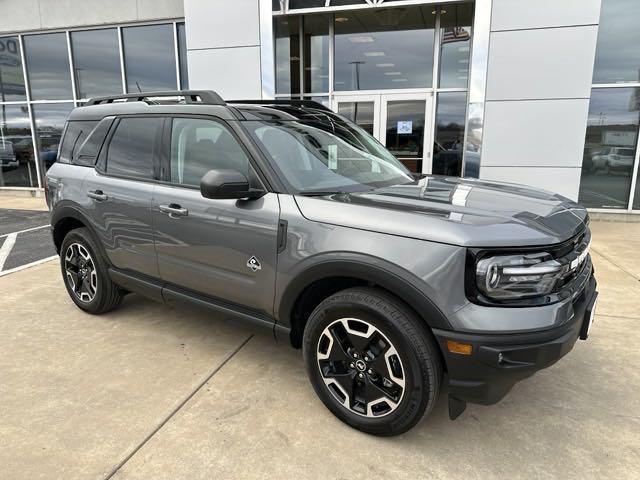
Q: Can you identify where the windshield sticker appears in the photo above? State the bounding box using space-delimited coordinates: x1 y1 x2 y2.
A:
328 144 338 169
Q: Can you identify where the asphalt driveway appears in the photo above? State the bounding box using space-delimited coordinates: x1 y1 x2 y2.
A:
0 217 638 479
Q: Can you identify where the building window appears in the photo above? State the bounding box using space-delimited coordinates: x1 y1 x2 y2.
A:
334 7 435 91
579 88 639 209
0 19 187 189
274 3 472 177
592 0 640 84
275 16 301 95
580 0 640 210
438 4 473 89
0 37 27 101
0 104 37 187
303 15 330 94
71 28 122 99
24 33 73 100
177 23 189 89
433 92 467 176
33 103 74 173
122 24 177 93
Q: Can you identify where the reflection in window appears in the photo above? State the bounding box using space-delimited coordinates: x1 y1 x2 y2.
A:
170 118 249 186
58 120 98 165
579 88 639 209
122 24 177 93
593 0 640 84
33 103 74 174
304 96 330 108
177 23 189 89
385 100 426 173
0 104 37 187
275 17 301 95
433 92 467 176
439 4 473 88
303 15 330 93
71 29 122 99
106 117 162 178
0 37 27 101
338 101 375 135
334 7 435 91
24 33 73 100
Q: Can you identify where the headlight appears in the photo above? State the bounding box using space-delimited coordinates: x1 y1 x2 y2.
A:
475 252 564 300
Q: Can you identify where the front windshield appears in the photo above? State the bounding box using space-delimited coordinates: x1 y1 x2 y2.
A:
243 115 414 193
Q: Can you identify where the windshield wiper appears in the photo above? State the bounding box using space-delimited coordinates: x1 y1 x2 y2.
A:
297 190 347 197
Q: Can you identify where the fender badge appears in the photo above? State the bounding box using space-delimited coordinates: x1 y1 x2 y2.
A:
247 256 262 272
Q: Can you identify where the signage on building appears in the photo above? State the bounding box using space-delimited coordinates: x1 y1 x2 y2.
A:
397 121 413 134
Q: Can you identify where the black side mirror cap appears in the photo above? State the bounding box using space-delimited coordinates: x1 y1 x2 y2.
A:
200 169 265 200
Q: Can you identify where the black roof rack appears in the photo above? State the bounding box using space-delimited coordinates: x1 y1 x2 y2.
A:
228 99 332 112
86 90 226 106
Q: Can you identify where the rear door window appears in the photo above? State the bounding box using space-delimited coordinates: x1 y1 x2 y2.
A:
105 117 162 179
58 120 98 164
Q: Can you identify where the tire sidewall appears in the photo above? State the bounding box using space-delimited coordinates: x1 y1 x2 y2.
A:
303 290 436 435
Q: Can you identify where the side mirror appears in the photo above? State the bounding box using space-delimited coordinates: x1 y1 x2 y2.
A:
200 169 264 200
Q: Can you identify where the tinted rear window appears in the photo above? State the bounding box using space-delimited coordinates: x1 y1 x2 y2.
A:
105 117 162 179
58 121 98 164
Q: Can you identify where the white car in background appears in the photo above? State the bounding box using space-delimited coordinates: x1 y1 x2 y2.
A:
592 147 635 174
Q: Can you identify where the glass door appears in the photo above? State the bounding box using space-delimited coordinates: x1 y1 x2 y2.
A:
334 95 381 138
380 93 432 174
333 93 433 174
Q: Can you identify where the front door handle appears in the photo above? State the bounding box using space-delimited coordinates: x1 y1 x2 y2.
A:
159 203 189 218
87 190 108 201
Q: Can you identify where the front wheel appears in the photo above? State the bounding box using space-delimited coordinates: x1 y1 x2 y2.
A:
303 287 442 436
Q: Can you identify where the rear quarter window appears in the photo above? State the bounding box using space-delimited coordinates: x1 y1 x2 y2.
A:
74 116 115 167
58 120 98 164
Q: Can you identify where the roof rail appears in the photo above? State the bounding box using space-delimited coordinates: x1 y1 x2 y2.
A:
86 90 226 106
228 99 332 112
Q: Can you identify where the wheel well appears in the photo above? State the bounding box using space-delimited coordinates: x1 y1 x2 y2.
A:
52 217 86 253
289 277 367 348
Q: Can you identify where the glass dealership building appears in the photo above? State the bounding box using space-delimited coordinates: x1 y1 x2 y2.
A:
1 0 639 214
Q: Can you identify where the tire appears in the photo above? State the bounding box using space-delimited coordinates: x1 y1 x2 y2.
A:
303 287 442 436
59 227 123 314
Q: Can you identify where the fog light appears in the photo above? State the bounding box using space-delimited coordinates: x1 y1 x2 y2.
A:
447 340 473 355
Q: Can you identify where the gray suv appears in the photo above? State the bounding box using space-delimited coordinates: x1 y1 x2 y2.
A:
47 90 598 436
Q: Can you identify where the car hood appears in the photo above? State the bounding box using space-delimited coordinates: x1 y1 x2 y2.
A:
294 176 588 247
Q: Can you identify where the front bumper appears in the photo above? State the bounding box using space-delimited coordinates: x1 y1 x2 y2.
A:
433 273 597 415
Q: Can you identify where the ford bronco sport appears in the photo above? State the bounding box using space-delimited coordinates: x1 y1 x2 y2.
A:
47 90 598 436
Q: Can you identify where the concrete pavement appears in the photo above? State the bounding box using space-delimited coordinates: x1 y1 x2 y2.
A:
0 221 639 479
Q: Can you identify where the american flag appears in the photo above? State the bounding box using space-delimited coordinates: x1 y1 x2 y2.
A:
442 27 470 45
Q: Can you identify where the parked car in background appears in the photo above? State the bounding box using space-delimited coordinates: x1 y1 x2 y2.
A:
591 147 635 174
0 140 18 169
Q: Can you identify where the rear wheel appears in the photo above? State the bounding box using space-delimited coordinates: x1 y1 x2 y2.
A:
303 287 442 436
60 227 123 314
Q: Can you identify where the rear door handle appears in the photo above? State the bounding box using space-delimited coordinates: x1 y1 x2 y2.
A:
159 204 189 218
87 190 108 201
